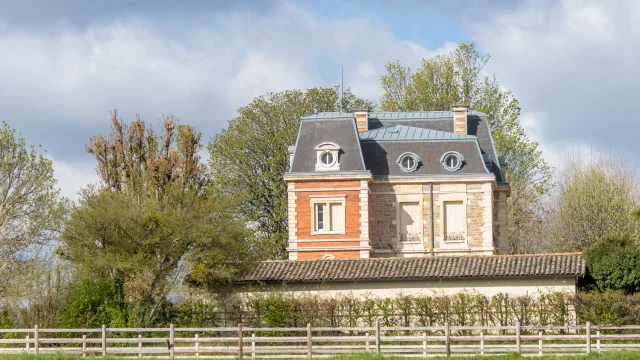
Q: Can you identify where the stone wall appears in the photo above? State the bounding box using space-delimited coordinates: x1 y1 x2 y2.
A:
369 180 497 257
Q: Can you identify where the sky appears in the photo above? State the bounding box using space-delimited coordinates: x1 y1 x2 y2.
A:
0 0 638 200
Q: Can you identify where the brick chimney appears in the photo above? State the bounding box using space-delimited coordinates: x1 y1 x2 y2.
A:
452 104 468 135
354 109 369 132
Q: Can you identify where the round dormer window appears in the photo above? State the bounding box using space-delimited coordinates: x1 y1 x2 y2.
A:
396 152 420 172
441 151 464 171
320 151 336 167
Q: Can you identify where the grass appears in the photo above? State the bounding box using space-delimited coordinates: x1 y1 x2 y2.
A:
2 353 640 360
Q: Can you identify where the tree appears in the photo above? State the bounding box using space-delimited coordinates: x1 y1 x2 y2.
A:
379 43 553 253
546 150 640 252
209 87 373 259
584 235 640 293
59 111 256 326
0 121 64 286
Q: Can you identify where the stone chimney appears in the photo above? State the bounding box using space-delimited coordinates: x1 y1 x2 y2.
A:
452 104 468 135
354 109 369 132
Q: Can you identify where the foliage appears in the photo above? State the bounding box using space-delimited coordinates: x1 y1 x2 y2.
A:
0 252 70 328
584 236 640 293
58 112 256 327
379 43 553 253
219 291 576 328
546 150 640 251
208 87 373 259
0 122 65 285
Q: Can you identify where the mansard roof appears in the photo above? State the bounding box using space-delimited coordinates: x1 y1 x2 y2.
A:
289 111 505 183
241 253 585 283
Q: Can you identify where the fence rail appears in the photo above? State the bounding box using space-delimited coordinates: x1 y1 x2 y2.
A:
1 322 639 358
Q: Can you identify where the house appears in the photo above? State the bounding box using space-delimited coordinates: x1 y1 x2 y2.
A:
241 107 584 297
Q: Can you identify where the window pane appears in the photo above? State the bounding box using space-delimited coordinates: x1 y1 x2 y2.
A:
316 204 324 231
399 202 420 242
330 203 345 232
444 201 464 240
322 152 334 165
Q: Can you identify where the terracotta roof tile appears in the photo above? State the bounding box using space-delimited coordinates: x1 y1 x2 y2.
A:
241 254 585 283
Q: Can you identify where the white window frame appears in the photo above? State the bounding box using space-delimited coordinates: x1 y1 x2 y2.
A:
310 195 346 235
315 142 341 171
397 201 423 243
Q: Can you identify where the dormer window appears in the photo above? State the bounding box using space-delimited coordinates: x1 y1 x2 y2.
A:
441 151 464 171
315 142 341 171
396 152 420 172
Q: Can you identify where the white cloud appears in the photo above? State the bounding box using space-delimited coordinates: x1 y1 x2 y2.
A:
49 157 99 201
469 0 640 167
0 1 446 197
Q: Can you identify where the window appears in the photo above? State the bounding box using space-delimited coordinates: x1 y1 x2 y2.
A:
396 152 421 172
315 142 341 171
444 201 465 241
440 151 464 171
399 202 421 242
311 197 346 234
322 254 336 260
320 151 335 167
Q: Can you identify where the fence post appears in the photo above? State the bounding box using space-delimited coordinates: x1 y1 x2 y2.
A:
306 323 312 358
82 334 87 358
238 323 244 359
365 331 370 352
101 324 106 357
169 324 175 359
423 331 428 358
445 324 451 358
538 331 543 356
515 322 521 354
138 334 143 358
34 325 39 355
586 322 591 354
480 331 484 356
596 330 601 353
25 334 29 354
375 320 381 354
250 333 255 360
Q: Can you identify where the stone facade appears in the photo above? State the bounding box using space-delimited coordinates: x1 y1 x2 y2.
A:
368 179 507 257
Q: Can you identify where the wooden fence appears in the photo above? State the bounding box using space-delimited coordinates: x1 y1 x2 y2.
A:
2 322 640 358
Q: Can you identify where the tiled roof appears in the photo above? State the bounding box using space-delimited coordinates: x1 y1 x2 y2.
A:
359 125 476 141
241 254 585 283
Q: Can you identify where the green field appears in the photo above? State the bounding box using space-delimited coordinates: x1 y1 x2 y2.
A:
2 353 640 360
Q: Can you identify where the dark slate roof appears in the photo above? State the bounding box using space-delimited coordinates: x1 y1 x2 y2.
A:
359 125 475 141
367 112 504 183
289 118 366 173
361 140 489 176
241 254 585 283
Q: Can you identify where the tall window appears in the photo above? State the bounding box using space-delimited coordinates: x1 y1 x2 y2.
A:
399 202 421 242
312 198 345 234
444 201 465 241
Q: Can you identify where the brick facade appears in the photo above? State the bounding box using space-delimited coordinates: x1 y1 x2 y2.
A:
287 179 371 260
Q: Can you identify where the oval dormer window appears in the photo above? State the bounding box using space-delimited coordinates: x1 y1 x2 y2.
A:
440 151 464 171
396 152 420 172
320 151 335 167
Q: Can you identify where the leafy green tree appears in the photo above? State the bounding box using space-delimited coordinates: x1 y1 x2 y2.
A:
209 87 373 259
59 111 256 326
585 235 640 293
546 150 640 251
0 122 65 286
380 43 553 253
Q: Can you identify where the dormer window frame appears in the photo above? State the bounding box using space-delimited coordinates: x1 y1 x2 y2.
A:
440 151 464 172
315 142 341 171
396 152 421 173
